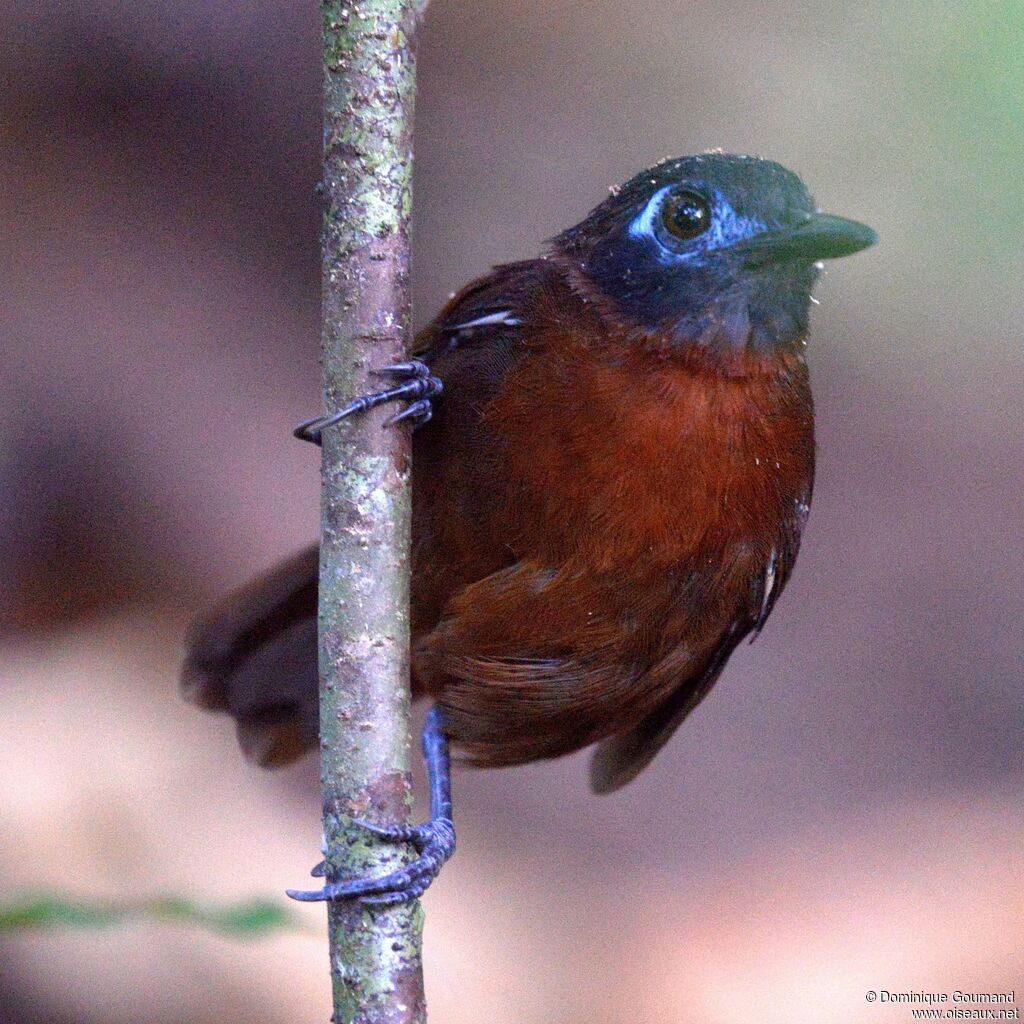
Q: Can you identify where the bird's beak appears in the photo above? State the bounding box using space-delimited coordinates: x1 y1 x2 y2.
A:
738 213 878 266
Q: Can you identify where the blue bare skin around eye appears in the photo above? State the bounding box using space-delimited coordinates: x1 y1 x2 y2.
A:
584 183 815 347
628 185 767 266
583 200 730 328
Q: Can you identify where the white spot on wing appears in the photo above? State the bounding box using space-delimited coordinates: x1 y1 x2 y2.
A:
450 310 521 332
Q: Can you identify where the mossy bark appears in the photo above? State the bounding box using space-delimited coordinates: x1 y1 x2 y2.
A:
317 1 429 1021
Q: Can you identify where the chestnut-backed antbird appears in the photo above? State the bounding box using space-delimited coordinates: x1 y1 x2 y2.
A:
182 153 876 905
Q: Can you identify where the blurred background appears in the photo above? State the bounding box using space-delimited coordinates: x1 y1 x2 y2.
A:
1 0 1021 1021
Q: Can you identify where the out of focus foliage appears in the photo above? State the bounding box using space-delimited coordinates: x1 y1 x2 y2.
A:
0 896 310 938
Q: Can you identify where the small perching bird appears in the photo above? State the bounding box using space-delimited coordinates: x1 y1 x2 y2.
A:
183 153 876 904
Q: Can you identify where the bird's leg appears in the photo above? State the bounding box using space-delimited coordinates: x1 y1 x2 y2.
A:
287 706 456 906
293 360 442 445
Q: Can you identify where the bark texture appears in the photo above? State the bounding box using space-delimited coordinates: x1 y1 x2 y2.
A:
318 1 428 1021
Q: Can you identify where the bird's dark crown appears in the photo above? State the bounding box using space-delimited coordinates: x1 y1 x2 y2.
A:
551 153 875 355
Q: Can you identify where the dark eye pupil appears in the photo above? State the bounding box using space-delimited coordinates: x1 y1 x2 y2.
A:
661 190 710 240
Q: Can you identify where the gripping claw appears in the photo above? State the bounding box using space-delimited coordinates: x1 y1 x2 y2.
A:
294 361 443 445
287 707 455 906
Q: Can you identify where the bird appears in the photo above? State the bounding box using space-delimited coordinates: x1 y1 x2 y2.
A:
182 153 876 904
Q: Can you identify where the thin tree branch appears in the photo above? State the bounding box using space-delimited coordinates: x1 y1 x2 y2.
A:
316 1 429 1021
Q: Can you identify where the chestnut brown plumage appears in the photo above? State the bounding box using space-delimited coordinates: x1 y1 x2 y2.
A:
182 153 875 795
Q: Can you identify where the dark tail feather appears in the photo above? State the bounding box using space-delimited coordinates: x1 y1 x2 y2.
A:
181 545 320 768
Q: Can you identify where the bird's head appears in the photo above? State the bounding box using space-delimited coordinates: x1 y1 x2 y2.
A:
552 153 876 354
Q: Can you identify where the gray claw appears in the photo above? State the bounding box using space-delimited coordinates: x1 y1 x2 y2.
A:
287 816 455 906
294 363 442 444
387 399 433 427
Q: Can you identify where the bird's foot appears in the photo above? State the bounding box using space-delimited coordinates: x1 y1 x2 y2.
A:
287 816 455 907
293 360 442 445
289 706 455 906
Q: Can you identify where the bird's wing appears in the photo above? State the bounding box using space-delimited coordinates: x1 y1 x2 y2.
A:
416 559 649 767
589 537 806 794
414 259 544 363
588 626 745 793
180 261 555 768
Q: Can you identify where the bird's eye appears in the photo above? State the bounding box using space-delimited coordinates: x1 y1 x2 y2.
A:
660 190 711 241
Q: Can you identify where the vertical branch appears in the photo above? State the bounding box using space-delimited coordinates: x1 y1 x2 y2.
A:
317 1 429 1021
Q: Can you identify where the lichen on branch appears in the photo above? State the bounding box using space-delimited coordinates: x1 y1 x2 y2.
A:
316 1 429 1022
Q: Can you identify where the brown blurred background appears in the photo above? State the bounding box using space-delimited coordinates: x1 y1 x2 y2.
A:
1 1 1021 1021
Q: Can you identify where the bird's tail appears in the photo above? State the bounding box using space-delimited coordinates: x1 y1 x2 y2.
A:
181 545 320 767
